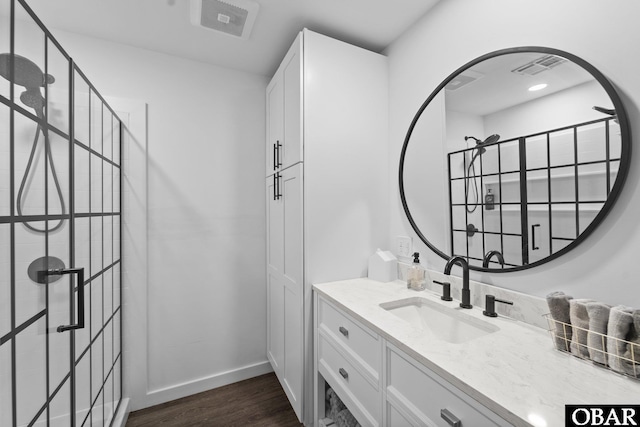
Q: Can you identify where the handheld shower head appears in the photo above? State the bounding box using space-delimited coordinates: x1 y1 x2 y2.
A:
0 53 55 88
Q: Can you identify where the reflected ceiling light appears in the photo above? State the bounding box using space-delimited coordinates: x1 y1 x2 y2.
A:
528 83 548 92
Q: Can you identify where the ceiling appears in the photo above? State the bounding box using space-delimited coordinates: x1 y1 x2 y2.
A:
25 0 441 77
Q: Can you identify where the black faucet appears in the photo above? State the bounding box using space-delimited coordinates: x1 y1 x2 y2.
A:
482 250 505 268
483 294 514 317
444 256 472 309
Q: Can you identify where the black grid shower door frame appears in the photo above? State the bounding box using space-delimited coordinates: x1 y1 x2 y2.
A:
0 0 124 426
448 116 618 268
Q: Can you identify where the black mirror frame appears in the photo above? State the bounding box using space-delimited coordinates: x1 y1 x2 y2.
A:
399 46 631 272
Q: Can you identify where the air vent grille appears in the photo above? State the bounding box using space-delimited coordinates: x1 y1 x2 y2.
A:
512 55 567 76
190 0 259 40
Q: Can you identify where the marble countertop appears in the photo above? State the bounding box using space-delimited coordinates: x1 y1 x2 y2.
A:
313 278 640 427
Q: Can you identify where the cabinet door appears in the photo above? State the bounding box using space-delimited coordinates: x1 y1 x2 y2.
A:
266 33 302 177
266 173 284 274
281 34 302 170
265 165 304 421
266 76 283 177
281 164 304 421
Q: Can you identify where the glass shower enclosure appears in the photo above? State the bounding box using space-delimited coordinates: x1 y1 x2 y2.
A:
0 0 123 426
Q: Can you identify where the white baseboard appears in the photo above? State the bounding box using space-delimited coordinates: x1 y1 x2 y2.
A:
113 398 131 427
131 360 273 411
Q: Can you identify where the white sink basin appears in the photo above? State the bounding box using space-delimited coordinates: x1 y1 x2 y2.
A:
380 297 499 344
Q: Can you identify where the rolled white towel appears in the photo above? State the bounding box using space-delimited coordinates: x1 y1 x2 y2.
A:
569 299 595 358
621 310 640 377
546 291 573 351
607 306 635 374
585 302 611 365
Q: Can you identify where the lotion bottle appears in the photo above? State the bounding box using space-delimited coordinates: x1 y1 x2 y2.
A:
407 252 426 291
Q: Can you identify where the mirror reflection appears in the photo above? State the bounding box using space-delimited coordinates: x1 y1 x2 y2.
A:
400 48 629 272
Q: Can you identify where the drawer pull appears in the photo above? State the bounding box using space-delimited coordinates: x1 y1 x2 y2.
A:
339 368 349 380
441 408 461 427
339 326 349 337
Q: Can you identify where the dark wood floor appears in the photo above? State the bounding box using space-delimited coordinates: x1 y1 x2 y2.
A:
126 373 302 427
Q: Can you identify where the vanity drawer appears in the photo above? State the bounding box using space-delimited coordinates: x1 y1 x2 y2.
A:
318 334 381 427
386 345 510 427
318 298 381 377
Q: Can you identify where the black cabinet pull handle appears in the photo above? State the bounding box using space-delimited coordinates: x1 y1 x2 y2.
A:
441 408 461 427
276 173 282 200
339 326 348 337
273 174 277 200
532 224 540 251
273 143 277 170
339 368 348 380
46 268 85 332
276 141 282 168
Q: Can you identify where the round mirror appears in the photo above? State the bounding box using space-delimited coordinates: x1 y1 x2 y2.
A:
400 47 631 272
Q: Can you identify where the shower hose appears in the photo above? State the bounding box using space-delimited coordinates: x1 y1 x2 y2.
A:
17 113 66 233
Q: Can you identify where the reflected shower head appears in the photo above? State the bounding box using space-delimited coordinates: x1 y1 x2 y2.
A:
593 106 616 116
483 134 500 145
465 134 500 155
0 53 55 88
593 106 618 124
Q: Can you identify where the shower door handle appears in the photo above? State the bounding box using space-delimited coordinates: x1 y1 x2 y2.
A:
46 267 85 332
531 224 540 251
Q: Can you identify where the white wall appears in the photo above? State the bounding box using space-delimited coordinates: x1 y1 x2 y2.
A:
47 30 270 409
387 0 640 308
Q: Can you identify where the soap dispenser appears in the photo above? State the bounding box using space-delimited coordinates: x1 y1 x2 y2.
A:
407 252 426 291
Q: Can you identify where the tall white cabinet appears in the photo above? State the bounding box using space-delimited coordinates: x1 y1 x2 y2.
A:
266 29 389 425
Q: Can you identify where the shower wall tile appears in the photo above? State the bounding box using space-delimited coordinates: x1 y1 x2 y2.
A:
48 378 71 426
0 0 9 100
92 388 105 427
103 109 113 162
74 72 91 147
14 222 46 327
75 353 91 425
91 335 103 403
47 47 70 136
14 112 45 217
103 269 113 322
0 340 12 427
74 145 90 214
90 91 102 155
47 272 71 389
91 276 103 341
0 103 9 217
15 317 46 427
48 131 70 218
103 216 113 268
91 216 103 275
103 161 113 213
91 154 103 213
0 224 10 338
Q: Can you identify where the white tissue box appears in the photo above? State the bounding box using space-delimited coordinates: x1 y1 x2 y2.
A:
368 249 397 282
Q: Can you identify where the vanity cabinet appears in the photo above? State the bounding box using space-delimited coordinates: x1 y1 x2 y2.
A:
265 29 388 424
314 295 510 427
317 298 383 427
385 344 511 427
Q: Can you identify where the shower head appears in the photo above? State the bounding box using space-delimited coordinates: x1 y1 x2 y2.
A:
483 134 500 145
465 134 500 154
593 106 618 124
0 53 55 89
593 106 616 116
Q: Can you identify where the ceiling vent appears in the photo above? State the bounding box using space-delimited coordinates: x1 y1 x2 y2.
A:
446 69 484 91
190 0 259 40
512 55 567 76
